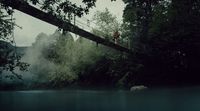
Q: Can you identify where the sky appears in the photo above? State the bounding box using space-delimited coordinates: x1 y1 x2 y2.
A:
13 0 126 46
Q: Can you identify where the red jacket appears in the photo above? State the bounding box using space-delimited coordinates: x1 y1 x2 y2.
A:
113 31 120 39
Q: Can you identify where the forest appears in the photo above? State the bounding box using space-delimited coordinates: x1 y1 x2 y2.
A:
1 0 200 90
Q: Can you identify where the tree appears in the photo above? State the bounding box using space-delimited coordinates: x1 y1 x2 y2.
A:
0 4 29 79
0 0 99 79
0 8 14 41
92 8 120 40
122 0 200 86
26 30 104 87
122 0 161 50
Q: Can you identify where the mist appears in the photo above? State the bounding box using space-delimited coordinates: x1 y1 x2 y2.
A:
10 30 106 88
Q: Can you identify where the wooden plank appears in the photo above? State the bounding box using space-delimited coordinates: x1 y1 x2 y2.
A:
0 0 133 54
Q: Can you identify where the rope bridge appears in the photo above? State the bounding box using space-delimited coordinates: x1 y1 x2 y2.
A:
0 0 133 54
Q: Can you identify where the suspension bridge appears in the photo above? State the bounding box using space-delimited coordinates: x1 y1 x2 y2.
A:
0 0 133 54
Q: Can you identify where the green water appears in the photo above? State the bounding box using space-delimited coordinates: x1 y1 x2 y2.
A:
1 87 200 111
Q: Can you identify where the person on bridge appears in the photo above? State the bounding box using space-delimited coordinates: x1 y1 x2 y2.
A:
113 30 120 44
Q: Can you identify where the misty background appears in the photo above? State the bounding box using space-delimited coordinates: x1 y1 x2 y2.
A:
13 0 125 46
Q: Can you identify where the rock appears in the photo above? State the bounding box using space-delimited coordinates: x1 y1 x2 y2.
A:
130 85 147 92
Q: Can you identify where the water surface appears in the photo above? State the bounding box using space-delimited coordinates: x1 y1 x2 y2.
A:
1 87 200 111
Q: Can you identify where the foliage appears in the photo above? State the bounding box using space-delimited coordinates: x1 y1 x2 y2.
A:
122 0 200 86
2 0 200 88
27 0 96 19
0 0 98 81
0 40 30 79
0 5 29 79
0 4 14 41
25 31 105 87
92 8 120 40
0 0 125 88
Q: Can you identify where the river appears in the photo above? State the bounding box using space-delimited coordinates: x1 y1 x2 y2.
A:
1 87 200 111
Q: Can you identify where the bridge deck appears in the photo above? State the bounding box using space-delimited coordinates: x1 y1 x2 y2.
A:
0 0 133 54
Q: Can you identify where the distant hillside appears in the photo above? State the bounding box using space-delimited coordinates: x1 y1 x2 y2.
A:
16 46 28 56
0 40 14 49
0 40 29 56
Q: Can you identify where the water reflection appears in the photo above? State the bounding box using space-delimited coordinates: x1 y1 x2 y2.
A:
1 87 200 111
